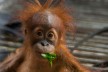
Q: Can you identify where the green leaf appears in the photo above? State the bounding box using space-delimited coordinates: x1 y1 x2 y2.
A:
41 53 56 67
41 54 48 58
49 60 52 67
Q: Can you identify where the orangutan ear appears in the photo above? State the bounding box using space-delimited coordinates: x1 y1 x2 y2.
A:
24 29 27 35
22 26 27 35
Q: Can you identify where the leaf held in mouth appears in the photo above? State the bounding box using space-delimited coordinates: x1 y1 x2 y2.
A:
41 53 56 67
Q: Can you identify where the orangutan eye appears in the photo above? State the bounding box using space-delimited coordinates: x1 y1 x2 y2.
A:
36 31 43 37
47 32 54 39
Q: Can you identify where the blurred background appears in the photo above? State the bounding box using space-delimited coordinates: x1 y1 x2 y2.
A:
0 0 108 71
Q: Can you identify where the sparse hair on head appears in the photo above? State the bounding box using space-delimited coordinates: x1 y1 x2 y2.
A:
19 0 75 33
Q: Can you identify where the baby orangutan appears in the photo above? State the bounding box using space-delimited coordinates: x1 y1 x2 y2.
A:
0 0 92 72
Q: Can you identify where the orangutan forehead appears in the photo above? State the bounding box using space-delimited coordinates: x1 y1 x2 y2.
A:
32 11 63 28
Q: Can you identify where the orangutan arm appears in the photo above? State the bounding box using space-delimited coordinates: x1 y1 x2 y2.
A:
56 45 91 72
0 48 24 72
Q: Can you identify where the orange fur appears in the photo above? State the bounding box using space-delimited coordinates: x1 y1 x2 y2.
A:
19 0 73 32
0 0 93 72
